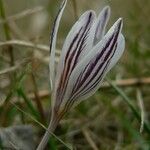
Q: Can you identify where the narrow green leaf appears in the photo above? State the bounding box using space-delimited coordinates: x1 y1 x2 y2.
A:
17 87 40 120
106 78 150 134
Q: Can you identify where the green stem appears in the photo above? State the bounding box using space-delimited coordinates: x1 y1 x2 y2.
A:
37 110 72 150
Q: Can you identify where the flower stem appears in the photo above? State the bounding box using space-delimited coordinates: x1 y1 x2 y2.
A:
36 114 59 150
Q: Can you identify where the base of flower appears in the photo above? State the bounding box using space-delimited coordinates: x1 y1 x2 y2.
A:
36 110 65 150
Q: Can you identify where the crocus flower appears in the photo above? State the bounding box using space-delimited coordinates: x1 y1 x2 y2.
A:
37 0 125 149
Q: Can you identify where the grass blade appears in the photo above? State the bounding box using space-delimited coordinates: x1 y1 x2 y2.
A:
17 87 40 120
106 78 150 134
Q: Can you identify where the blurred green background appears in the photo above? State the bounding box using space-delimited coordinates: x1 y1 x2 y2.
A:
0 0 150 149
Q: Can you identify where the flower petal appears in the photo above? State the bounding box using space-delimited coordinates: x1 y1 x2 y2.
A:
94 6 110 43
105 33 125 73
62 18 123 111
56 11 96 80
53 11 96 110
49 0 67 90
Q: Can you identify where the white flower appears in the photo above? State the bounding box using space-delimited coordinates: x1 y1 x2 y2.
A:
50 0 125 121
37 0 125 149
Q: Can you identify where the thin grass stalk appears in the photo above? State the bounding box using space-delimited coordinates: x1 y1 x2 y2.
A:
0 0 14 66
0 71 26 125
31 72 46 124
18 102 25 124
101 95 149 149
136 88 145 133
17 87 40 120
0 0 16 87
0 91 13 126
106 78 150 134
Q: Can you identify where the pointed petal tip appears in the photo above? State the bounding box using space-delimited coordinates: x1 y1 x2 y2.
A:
118 18 123 25
114 18 123 32
118 18 123 23
49 0 68 90
85 10 96 21
62 0 67 4
78 10 96 24
60 0 67 9
88 10 94 16
103 5 111 13
100 6 111 18
118 17 123 29
87 10 96 16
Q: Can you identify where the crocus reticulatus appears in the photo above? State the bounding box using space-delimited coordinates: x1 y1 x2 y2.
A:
37 0 125 149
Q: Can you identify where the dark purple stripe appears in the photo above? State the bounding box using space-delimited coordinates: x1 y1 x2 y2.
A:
56 12 93 106
73 33 114 92
71 42 117 101
57 27 83 95
76 61 109 99
65 12 92 77
75 43 117 99
50 0 66 53
88 22 121 83
71 30 89 70
72 61 110 101
72 23 121 95
65 26 90 78
64 27 83 63
62 13 92 83
65 12 92 66
62 20 91 90
64 60 110 112
70 13 92 68
64 54 112 111
95 8 108 38
62 23 122 110
71 62 91 95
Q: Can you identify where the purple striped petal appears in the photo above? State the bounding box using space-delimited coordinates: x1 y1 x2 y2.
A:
53 11 96 111
62 18 123 110
94 6 110 43
49 0 67 90
105 33 125 73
